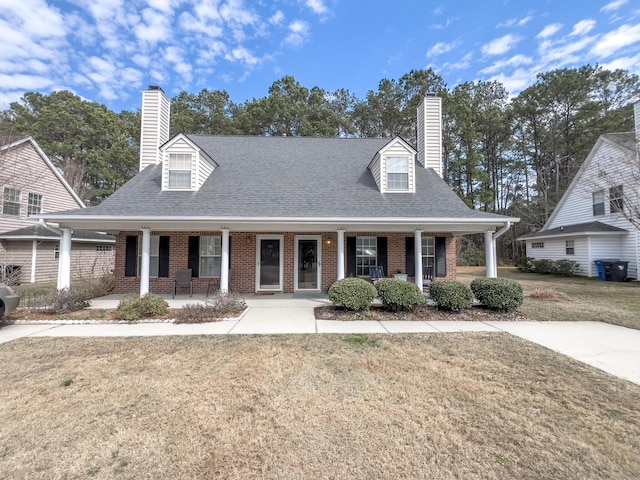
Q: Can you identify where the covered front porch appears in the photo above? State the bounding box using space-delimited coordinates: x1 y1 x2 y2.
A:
51 217 514 297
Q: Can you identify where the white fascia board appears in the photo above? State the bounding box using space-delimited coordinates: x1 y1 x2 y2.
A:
517 230 628 241
378 136 417 155
0 235 115 243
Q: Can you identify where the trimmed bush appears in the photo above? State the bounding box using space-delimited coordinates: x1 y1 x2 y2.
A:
429 280 474 312
175 291 247 324
44 288 91 314
554 259 580 276
375 278 425 312
115 293 169 321
515 256 535 272
328 277 377 311
470 277 524 312
532 259 555 274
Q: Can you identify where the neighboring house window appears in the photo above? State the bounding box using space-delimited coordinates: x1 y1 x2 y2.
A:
3 187 21 216
200 235 222 277
592 191 604 216
27 193 43 216
54 244 60 260
531 242 544 248
386 157 409 190
421 236 435 275
96 245 113 252
609 185 623 213
356 236 377 276
168 153 192 188
565 240 575 255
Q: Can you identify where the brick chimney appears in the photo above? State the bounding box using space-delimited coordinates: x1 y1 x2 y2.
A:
416 94 443 176
139 86 170 171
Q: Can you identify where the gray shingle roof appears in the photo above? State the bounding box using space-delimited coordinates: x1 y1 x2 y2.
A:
0 224 115 242
53 136 510 222
602 132 635 152
519 221 628 240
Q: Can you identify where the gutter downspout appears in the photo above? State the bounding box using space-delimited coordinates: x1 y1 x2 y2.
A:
486 221 511 278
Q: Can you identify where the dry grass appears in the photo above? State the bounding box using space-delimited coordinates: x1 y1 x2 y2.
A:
1 334 639 479
457 267 640 330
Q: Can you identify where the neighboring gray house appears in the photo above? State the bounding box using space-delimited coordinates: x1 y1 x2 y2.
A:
519 101 640 280
41 86 518 295
0 136 115 284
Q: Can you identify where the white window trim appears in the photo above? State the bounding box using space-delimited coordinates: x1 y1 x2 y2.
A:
3 187 21 217
565 240 575 255
138 235 160 278
167 153 194 190
27 192 44 217
386 156 410 192
356 236 377 277
421 235 435 275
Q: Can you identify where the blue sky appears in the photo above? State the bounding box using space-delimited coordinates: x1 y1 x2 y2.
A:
1 0 640 112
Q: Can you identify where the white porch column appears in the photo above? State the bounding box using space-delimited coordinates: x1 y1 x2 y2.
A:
57 228 72 290
220 229 230 292
485 230 496 278
140 228 151 296
337 229 345 280
414 231 423 289
31 240 38 284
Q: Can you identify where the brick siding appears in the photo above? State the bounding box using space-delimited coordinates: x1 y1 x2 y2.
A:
114 231 457 294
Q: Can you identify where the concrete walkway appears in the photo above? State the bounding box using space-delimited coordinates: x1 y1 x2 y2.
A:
1 294 639 385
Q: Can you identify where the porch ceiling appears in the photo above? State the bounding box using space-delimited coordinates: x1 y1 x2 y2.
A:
48 216 517 234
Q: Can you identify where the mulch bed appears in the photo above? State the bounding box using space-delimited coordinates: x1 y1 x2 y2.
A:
314 304 527 321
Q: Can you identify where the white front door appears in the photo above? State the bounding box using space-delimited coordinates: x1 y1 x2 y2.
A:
295 236 322 292
256 235 284 291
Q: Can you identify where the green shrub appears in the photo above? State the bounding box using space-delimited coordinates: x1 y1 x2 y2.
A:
515 256 535 272
470 278 524 312
328 277 377 311
531 259 555 274
115 293 169 321
428 280 474 312
375 278 425 312
44 288 91 314
457 246 486 266
554 259 580 276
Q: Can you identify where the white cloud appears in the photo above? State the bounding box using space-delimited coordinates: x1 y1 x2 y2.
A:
269 10 285 25
570 19 596 36
134 8 172 44
601 52 640 71
0 72 54 90
224 46 259 66
426 40 460 58
590 23 640 57
488 68 536 96
284 20 310 46
498 15 533 28
481 34 521 56
479 54 533 75
601 0 628 13
442 52 473 70
536 23 562 39
305 0 328 15
539 35 596 66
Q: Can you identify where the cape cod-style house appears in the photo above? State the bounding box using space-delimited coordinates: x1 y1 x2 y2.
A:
0 136 114 284
40 86 518 295
518 101 640 280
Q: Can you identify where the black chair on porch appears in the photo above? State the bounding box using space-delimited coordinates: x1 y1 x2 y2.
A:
173 268 193 298
369 265 385 285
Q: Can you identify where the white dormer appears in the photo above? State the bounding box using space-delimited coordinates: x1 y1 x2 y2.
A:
160 134 218 191
368 137 417 193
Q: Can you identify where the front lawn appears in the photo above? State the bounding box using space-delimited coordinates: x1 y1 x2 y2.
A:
0 334 638 479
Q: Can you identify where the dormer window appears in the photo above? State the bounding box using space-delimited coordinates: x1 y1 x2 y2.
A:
168 154 193 189
387 157 409 190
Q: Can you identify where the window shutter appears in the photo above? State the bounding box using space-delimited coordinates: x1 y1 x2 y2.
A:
125 235 137 277
405 237 415 277
346 237 356 276
435 237 447 277
188 236 200 277
158 236 170 278
377 236 387 276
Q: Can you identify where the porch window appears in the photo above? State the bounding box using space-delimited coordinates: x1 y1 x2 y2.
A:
168 153 192 188
531 242 544 248
592 191 604 216
96 245 113 252
3 187 20 216
54 244 60 260
421 236 435 275
565 240 575 255
139 235 160 277
356 236 377 276
27 193 43 216
386 157 409 190
200 236 222 277
609 185 623 213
